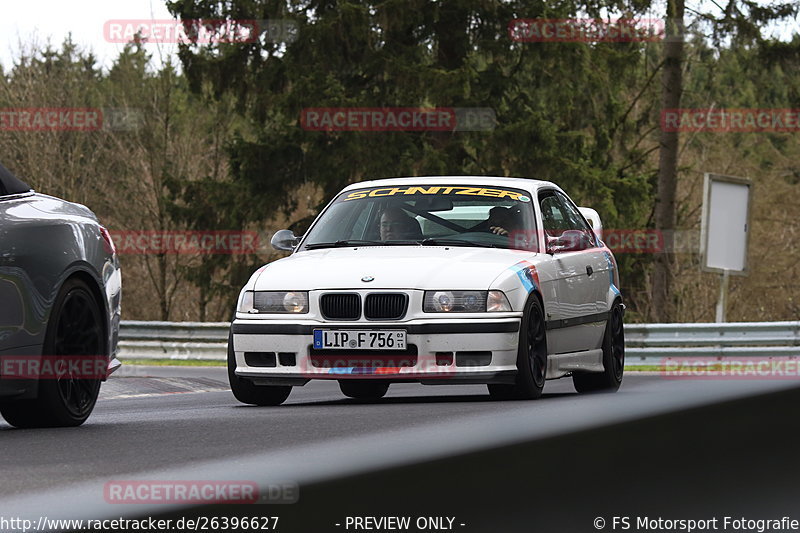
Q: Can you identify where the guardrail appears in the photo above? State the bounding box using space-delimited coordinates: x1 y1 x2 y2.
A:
119 321 229 361
118 320 800 365
624 321 800 363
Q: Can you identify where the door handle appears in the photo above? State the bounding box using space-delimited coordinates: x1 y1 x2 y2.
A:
586 265 593 277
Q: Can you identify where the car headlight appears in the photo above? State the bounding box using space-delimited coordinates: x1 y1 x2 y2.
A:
423 290 512 313
238 291 309 314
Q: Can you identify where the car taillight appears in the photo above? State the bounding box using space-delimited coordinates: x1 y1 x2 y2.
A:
99 226 116 255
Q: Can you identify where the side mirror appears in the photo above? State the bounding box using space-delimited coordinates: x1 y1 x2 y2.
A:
271 229 301 251
578 207 603 241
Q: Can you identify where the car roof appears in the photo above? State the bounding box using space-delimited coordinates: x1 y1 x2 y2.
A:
340 176 559 195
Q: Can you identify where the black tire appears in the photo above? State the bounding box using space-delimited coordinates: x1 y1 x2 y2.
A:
0 278 105 428
573 300 625 393
227 332 291 406
488 295 547 400
339 380 389 400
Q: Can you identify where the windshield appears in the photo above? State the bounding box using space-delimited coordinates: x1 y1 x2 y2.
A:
301 184 538 251
0 162 32 196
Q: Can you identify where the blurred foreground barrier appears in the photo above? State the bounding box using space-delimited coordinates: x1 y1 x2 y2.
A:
118 320 800 365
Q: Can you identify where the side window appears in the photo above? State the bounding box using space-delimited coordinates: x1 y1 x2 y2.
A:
539 190 596 252
555 191 594 237
539 192 569 237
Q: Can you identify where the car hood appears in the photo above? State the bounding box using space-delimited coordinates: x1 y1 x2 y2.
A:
253 247 538 290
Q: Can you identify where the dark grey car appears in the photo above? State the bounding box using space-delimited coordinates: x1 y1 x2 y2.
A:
0 162 121 428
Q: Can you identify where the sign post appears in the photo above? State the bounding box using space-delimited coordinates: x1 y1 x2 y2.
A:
700 173 752 322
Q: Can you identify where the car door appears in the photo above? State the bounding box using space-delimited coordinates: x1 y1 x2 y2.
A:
538 189 608 354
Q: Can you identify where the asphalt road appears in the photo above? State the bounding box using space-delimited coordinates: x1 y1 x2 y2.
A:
1 367 797 505
1 366 613 496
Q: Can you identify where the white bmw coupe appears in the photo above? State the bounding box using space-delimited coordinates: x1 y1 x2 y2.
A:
229 176 624 405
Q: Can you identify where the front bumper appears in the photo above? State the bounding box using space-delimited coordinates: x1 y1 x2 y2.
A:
231 318 521 385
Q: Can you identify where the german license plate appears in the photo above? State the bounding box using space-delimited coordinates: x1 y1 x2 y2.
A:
313 330 406 350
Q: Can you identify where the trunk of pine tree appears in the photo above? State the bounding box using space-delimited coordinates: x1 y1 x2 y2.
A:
652 0 684 322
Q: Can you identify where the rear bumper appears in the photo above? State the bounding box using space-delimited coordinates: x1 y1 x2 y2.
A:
231 318 521 385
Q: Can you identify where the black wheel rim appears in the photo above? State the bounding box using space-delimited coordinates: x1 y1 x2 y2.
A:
610 306 625 379
53 288 103 417
528 303 547 386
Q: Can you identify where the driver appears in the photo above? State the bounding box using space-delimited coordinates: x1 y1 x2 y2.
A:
379 207 423 240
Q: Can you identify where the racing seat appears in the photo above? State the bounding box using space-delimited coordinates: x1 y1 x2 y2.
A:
404 217 423 240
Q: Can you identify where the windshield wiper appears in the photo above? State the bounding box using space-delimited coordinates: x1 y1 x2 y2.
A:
418 238 500 248
305 240 384 250
306 238 499 250
305 239 420 250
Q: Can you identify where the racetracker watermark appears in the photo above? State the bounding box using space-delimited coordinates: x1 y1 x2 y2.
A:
0 108 143 132
300 107 496 132
103 19 298 44
509 18 664 42
109 230 259 255
602 230 664 253
104 481 298 504
661 108 800 132
297 352 460 380
661 357 800 379
0 356 108 380
508 229 704 254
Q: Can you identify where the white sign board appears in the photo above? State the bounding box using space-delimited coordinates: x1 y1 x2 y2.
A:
700 173 751 274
